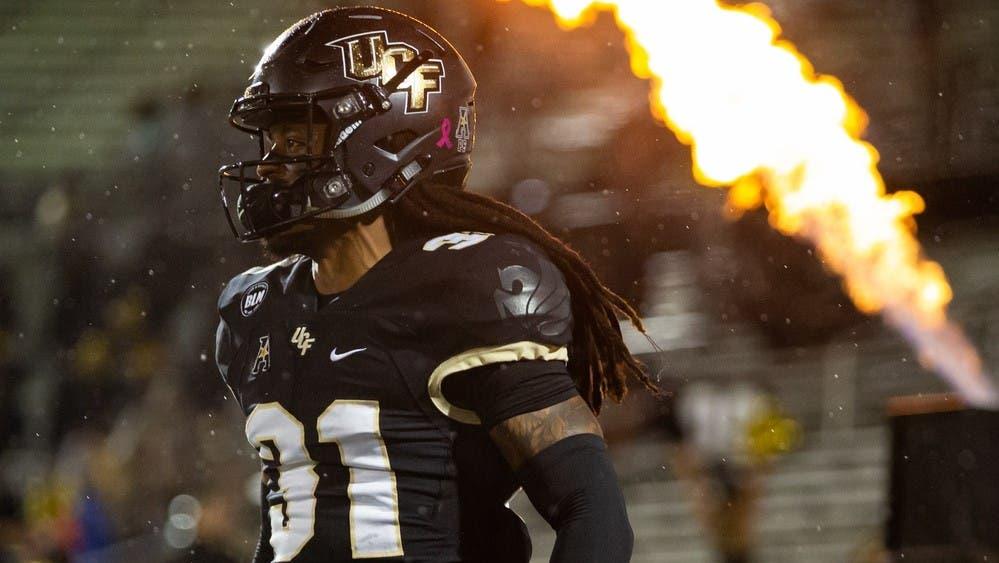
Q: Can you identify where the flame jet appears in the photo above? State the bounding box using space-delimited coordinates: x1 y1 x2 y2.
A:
515 0 996 406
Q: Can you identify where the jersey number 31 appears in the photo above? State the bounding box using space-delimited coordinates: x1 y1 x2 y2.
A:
245 400 404 560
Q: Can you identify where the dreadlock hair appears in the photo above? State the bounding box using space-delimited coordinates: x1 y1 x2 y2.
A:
387 180 663 414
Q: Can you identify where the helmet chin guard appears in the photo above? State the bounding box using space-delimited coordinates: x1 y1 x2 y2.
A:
218 7 476 242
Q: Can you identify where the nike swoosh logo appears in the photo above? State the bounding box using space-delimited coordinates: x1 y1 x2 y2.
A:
330 347 367 363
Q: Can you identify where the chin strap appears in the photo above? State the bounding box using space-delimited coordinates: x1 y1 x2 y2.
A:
314 188 393 220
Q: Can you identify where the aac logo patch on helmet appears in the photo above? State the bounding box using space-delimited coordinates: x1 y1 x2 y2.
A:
241 281 269 317
327 31 445 113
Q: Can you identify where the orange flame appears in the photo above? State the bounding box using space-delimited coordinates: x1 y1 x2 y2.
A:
516 0 996 406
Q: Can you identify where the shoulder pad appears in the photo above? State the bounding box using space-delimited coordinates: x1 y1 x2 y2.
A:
423 232 573 347
217 255 308 322
417 232 574 424
214 255 309 391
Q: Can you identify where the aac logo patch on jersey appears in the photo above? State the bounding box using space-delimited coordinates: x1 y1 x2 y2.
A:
251 335 271 375
241 281 269 317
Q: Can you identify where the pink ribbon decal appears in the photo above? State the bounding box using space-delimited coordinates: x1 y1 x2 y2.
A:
436 118 453 149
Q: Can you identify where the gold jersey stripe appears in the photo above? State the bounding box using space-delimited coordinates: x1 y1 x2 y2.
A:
427 341 569 424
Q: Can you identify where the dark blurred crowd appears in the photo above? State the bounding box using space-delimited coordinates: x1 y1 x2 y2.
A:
0 88 261 562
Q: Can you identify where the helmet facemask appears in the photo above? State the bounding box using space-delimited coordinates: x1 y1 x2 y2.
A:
219 82 399 241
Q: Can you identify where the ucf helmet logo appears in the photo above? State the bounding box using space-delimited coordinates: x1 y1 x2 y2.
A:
328 32 444 114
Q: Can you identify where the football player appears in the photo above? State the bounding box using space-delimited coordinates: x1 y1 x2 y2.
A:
214 7 660 562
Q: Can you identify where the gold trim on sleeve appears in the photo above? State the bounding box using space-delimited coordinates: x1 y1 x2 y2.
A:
427 341 569 424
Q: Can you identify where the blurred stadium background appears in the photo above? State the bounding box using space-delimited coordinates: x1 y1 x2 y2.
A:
0 0 996 561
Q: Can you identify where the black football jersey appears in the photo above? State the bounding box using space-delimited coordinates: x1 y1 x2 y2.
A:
215 231 573 562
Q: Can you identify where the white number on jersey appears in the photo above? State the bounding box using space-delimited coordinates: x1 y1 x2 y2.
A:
422 231 493 251
318 401 404 558
245 400 403 560
245 404 318 561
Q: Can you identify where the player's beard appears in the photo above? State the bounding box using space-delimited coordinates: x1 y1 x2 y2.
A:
261 219 357 261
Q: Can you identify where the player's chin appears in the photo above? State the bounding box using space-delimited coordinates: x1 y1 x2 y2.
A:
261 222 319 260
260 219 350 260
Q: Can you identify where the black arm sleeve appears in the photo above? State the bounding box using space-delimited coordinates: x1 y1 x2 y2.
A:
251 481 273 563
441 359 578 428
516 434 634 563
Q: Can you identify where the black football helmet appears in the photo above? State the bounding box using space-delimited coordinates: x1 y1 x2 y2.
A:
219 7 477 241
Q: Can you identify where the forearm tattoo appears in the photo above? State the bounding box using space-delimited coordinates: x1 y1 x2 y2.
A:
489 396 604 471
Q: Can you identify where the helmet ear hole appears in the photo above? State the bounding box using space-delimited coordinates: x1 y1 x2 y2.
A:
374 130 420 155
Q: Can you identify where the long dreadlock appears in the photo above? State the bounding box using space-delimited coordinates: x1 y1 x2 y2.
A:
388 181 663 414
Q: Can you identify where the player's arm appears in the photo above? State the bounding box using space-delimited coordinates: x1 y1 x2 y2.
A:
216 300 272 561
490 395 634 563
437 235 632 560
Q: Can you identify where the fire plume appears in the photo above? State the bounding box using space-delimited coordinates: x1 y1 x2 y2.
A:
517 0 996 405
